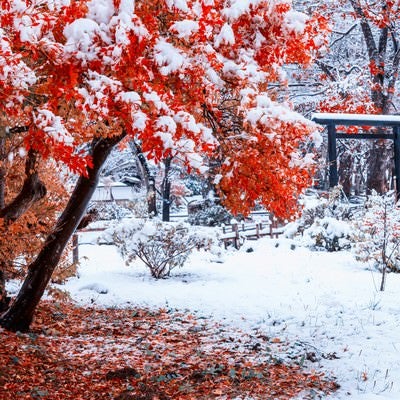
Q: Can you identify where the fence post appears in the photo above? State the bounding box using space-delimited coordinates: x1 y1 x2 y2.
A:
273 219 279 238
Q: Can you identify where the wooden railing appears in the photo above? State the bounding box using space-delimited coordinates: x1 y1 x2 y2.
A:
220 219 283 249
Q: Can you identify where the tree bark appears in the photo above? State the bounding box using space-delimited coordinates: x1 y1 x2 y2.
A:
338 151 353 196
129 140 158 217
162 157 172 222
366 140 391 194
147 177 157 218
0 148 47 313
0 141 6 312
0 138 6 209
0 133 126 332
0 150 46 223
0 268 9 312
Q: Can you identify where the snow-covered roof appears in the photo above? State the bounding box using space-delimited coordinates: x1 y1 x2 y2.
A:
312 113 400 126
97 181 128 188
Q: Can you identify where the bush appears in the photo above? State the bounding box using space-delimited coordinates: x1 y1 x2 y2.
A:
188 202 233 227
104 219 216 279
285 186 357 251
351 192 400 289
183 175 204 196
87 201 133 221
302 216 352 252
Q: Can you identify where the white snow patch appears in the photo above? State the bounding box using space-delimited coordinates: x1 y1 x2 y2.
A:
214 23 235 48
222 0 262 19
87 0 115 25
33 109 74 144
79 283 109 294
283 10 309 34
154 39 186 75
170 20 199 39
63 18 102 61
165 0 189 12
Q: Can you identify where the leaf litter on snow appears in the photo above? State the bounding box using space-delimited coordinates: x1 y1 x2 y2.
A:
0 301 338 399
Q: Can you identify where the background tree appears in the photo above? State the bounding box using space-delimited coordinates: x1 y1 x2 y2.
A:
294 0 400 195
0 0 328 331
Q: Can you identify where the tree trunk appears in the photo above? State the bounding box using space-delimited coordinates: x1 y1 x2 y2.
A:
0 139 6 312
338 151 353 197
129 140 157 217
366 140 391 194
0 268 9 312
353 158 363 196
0 148 47 314
0 138 6 209
147 177 157 218
162 157 171 222
0 133 125 332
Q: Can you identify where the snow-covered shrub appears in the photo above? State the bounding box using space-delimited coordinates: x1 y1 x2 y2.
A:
351 192 400 290
104 219 217 279
127 194 149 218
285 186 357 251
302 216 352 252
87 201 133 221
188 202 233 227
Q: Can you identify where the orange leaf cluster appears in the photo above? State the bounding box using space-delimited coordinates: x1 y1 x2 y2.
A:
0 301 338 399
0 155 70 282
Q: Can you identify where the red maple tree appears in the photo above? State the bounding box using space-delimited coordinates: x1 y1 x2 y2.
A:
0 0 329 331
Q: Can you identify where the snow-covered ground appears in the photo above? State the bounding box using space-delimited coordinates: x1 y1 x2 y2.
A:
63 233 400 400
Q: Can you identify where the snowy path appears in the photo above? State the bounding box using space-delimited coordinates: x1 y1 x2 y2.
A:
64 236 400 399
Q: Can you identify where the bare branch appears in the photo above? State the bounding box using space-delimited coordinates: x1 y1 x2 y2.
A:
289 88 329 100
314 60 337 81
330 23 359 47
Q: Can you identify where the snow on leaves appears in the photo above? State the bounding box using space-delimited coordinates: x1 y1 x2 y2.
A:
0 0 329 216
154 39 187 75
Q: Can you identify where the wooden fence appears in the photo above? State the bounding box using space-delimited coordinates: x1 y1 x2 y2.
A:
220 219 283 249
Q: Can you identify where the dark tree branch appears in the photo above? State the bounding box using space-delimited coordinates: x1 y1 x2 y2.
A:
202 103 219 134
378 2 388 57
314 60 337 81
289 88 329 100
129 139 158 216
330 23 359 47
9 126 29 135
129 140 153 189
0 149 46 223
389 26 398 53
349 0 378 61
384 48 400 113
378 27 388 57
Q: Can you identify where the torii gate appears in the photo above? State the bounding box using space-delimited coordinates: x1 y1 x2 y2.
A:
311 113 400 198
